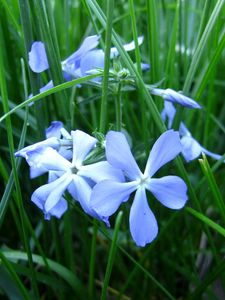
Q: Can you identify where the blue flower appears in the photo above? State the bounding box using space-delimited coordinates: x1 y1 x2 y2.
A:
91 130 188 247
15 121 72 178
26 130 124 220
179 123 225 162
151 88 201 109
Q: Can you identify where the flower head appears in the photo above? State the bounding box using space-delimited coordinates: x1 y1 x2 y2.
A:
25 130 124 220
91 130 188 246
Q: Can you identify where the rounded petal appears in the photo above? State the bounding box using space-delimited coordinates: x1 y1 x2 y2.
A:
28 41 49 73
71 130 97 167
80 49 104 77
144 130 182 177
45 121 63 139
44 174 73 212
163 89 202 109
91 180 137 217
181 136 202 162
26 147 71 173
31 173 70 213
129 188 158 247
78 161 125 183
147 176 188 209
106 131 142 180
48 197 68 219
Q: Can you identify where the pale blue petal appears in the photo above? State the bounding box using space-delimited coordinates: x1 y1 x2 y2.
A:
26 147 71 174
91 181 137 217
144 130 181 177
39 80 54 93
201 147 224 161
65 35 100 65
106 131 142 180
147 176 188 209
179 122 190 136
31 173 69 212
29 41 49 73
110 36 144 58
80 49 104 77
45 121 63 138
152 88 201 109
47 197 68 219
161 102 176 129
181 135 202 162
15 137 59 159
71 130 97 167
78 161 125 183
44 174 73 212
129 187 158 247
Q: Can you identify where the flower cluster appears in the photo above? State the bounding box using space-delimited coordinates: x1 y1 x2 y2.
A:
16 123 188 246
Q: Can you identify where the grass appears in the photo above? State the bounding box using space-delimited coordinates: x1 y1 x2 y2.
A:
0 0 225 299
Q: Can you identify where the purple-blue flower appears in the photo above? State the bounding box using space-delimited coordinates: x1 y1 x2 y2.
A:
179 123 225 162
91 130 188 247
15 121 72 178
152 88 201 109
26 130 124 220
29 35 145 79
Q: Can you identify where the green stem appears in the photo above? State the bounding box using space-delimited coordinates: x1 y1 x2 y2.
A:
115 83 122 131
99 0 114 133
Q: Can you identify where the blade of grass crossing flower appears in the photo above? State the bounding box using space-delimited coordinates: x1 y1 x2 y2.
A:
101 211 123 300
0 252 30 300
99 0 114 133
0 74 102 123
199 154 225 224
0 24 39 299
31 0 69 119
183 0 225 93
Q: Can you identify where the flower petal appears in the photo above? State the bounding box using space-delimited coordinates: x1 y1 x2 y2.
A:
106 131 142 180
129 187 158 247
44 174 73 212
80 49 104 77
152 88 201 109
15 137 59 159
91 180 137 217
181 135 202 162
161 102 176 129
144 130 181 177
71 130 97 167
47 197 68 219
110 36 144 58
31 173 70 214
64 35 100 65
78 161 125 183
28 41 49 73
45 121 63 139
26 147 71 175
147 176 188 209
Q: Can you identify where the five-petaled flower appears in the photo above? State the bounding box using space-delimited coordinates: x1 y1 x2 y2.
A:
20 130 124 220
90 130 188 247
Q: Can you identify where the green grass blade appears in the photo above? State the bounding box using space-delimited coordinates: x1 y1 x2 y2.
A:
100 211 123 300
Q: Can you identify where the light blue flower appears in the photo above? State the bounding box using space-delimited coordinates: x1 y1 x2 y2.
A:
15 121 72 178
179 123 225 162
27 130 124 220
152 88 201 109
91 130 188 247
